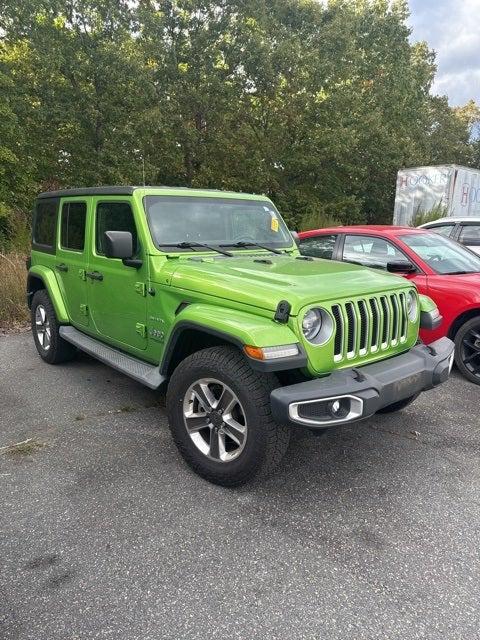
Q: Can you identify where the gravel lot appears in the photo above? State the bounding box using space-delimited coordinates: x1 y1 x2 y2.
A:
1 332 479 640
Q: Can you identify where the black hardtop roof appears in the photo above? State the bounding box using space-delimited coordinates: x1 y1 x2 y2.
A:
38 186 138 199
37 185 259 199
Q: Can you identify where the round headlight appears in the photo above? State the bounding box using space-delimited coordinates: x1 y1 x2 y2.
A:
302 308 334 344
406 290 418 321
302 308 322 341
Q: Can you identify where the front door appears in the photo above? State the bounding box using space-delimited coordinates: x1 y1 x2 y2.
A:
86 197 148 352
55 199 89 327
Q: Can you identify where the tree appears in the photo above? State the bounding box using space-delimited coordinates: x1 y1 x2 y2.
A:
0 0 479 243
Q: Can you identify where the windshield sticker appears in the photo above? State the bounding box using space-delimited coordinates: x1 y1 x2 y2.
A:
270 213 279 232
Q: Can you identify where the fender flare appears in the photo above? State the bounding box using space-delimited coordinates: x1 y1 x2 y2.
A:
160 303 306 375
27 265 70 324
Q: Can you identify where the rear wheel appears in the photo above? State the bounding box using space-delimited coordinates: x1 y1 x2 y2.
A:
31 290 76 364
454 316 480 385
166 346 290 486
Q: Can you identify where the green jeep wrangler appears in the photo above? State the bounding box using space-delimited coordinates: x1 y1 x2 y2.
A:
28 186 454 486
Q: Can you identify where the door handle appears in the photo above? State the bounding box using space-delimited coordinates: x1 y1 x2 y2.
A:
55 263 68 272
86 271 104 281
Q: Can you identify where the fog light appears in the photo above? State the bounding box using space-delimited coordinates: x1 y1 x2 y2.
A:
328 398 350 419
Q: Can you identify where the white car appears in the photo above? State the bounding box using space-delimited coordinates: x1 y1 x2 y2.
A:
419 217 480 255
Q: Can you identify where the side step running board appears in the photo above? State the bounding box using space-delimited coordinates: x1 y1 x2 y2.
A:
59 326 166 389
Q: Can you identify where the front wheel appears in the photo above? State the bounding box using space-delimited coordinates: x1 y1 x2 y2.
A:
454 316 480 385
166 346 290 486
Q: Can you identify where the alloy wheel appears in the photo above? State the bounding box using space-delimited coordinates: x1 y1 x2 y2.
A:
35 304 51 351
461 325 480 380
183 378 248 462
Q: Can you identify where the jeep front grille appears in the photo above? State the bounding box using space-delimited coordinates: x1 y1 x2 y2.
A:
332 292 408 362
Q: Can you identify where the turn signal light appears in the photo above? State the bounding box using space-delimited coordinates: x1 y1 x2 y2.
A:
244 344 299 360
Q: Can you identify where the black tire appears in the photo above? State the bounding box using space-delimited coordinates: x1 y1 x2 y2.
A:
31 290 76 364
166 346 290 487
454 316 480 385
377 393 419 414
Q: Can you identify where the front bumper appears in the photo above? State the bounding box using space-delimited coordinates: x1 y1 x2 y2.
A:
271 337 454 428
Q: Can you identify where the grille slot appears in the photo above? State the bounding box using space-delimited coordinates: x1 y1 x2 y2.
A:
399 292 407 339
332 305 343 360
331 292 409 362
390 294 399 345
380 296 390 346
370 298 380 350
358 300 368 353
345 302 356 355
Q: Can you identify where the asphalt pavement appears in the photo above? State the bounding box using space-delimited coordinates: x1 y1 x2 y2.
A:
1 332 479 640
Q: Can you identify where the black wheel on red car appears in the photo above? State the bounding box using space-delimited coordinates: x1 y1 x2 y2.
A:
454 316 480 385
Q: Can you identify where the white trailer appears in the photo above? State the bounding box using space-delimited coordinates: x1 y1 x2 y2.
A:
393 164 480 226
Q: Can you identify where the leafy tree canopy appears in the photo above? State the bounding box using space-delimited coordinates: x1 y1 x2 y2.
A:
0 0 479 246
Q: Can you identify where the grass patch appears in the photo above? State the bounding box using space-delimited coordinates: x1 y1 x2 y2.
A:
0 437 46 456
0 252 29 330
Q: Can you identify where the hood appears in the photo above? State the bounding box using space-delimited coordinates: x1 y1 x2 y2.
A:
158 254 411 315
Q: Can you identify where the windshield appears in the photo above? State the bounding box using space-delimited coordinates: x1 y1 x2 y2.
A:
144 196 293 250
399 232 480 274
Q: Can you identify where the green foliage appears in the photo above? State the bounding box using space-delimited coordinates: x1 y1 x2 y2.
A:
409 202 449 228
0 0 479 247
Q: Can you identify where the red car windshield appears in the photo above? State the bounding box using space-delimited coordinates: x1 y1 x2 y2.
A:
399 233 480 275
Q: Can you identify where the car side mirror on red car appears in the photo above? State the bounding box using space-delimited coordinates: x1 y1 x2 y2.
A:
387 260 417 274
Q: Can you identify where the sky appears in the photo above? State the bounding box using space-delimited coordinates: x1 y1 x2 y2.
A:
408 0 480 106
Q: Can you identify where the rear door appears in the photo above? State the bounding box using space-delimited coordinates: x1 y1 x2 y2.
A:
86 197 148 352
55 198 89 327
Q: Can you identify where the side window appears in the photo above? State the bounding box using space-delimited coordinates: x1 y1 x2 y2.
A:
299 235 337 259
60 202 87 251
428 224 455 237
33 199 58 250
96 202 138 255
459 224 480 245
343 235 405 269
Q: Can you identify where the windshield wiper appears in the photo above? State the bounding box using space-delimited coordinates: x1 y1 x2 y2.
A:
158 242 233 257
220 241 284 255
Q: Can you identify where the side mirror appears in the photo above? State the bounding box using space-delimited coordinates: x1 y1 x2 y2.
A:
290 230 300 246
104 231 133 259
104 231 142 268
387 260 416 274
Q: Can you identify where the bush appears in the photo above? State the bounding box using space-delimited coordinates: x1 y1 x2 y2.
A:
0 252 29 329
299 196 362 232
300 210 341 232
409 202 448 227
0 204 31 253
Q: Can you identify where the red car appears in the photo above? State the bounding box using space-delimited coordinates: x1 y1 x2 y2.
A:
298 225 480 385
